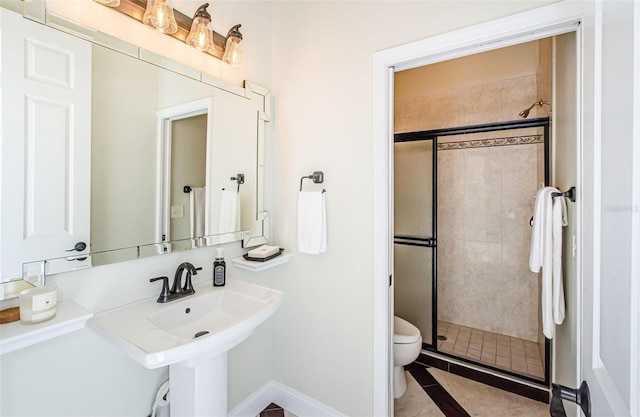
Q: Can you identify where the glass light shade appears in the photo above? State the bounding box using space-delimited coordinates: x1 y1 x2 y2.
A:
222 35 244 66
186 16 213 52
93 0 120 6
142 0 178 34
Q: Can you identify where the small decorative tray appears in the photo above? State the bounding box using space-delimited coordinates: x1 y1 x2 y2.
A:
243 248 285 262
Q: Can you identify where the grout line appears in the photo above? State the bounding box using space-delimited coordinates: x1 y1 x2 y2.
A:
437 320 545 380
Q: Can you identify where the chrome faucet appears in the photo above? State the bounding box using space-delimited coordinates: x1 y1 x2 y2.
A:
150 262 202 303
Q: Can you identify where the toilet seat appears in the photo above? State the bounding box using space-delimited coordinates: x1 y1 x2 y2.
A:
393 316 421 344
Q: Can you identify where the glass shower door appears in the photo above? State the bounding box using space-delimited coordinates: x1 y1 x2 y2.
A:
393 138 436 347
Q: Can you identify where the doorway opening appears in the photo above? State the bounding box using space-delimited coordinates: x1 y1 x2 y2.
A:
157 97 214 245
372 7 585 414
392 33 577 387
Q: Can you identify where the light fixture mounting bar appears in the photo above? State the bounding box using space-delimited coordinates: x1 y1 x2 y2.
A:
112 0 226 59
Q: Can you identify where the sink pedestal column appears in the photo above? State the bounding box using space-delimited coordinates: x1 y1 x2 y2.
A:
169 352 227 417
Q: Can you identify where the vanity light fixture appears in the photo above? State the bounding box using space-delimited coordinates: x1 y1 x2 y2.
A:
186 4 213 52
142 0 178 34
93 0 121 7
221 24 244 66
92 0 244 66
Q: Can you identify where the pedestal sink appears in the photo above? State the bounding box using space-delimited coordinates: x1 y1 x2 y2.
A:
89 279 282 417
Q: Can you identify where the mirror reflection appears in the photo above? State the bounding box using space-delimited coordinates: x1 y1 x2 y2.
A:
90 43 256 265
169 115 208 242
0 9 270 299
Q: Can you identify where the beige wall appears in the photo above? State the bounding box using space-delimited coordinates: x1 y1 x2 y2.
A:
394 41 551 342
395 40 540 96
396 41 552 133
0 1 561 416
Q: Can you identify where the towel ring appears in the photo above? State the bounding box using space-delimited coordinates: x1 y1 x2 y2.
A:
230 174 244 192
552 186 576 202
530 186 576 227
300 171 324 191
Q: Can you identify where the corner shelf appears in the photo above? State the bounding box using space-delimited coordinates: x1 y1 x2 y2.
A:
0 300 93 354
231 253 292 272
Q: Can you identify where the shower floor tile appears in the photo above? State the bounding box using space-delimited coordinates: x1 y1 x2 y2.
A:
437 320 545 380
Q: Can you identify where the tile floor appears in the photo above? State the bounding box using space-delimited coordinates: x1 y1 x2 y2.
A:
258 403 297 417
396 366 549 417
437 320 545 380
260 366 548 417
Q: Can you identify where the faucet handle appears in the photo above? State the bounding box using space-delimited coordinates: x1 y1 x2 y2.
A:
150 276 170 303
183 267 202 293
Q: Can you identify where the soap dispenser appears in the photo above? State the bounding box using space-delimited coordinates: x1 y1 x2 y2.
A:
213 248 226 287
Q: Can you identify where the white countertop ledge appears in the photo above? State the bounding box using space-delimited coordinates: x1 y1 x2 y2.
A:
0 300 93 354
231 253 292 272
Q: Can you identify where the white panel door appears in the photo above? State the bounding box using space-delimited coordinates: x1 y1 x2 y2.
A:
581 1 639 416
0 9 91 279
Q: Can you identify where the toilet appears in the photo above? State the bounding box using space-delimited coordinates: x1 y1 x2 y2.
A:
393 316 422 399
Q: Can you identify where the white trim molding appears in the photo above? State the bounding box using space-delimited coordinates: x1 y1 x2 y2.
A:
228 380 346 417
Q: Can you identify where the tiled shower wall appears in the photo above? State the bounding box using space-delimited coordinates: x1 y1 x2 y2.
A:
394 40 551 343
437 137 543 341
395 75 540 133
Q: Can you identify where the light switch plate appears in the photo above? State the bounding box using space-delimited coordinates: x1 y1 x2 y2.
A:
171 205 184 219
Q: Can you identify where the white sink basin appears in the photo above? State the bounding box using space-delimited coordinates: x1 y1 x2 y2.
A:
89 279 282 369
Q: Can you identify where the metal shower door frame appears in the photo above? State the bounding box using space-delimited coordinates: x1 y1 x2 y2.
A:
394 116 550 385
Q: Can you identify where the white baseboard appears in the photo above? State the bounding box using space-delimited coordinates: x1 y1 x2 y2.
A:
228 380 346 417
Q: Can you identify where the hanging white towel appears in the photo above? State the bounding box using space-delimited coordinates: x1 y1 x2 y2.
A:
297 191 326 254
529 186 567 339
189 187 206 239
218 189 240 233
552 195 567 325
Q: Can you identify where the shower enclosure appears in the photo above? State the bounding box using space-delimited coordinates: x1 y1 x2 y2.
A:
394 117 549 384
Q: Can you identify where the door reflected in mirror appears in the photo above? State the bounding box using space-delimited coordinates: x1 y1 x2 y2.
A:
90 44 256 267
170 115 207 242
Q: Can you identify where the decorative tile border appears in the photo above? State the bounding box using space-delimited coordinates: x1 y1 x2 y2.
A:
414 353 550 403
437 135 543 151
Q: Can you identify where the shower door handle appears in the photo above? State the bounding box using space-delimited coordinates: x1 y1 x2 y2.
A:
394 235 436 247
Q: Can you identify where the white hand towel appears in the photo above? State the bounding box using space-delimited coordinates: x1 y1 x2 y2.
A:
297 191 326 254
552 195 567 325
530 186 557 339
189 187 206 239
218 189 240 233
